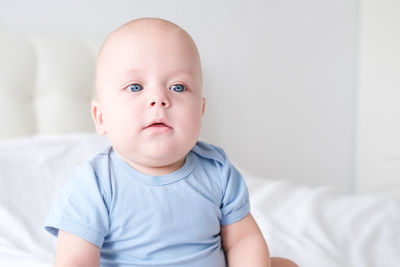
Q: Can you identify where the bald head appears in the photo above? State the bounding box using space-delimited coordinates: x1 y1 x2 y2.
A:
95 18 202 99
98 18 196 58
91 18 206 171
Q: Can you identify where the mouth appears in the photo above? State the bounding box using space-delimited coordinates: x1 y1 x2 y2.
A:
146 122 170 128
144 120 172 132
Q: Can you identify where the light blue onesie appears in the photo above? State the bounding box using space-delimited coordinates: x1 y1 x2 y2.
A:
44 141 250 267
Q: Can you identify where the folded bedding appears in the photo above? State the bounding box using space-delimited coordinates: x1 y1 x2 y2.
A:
0 134 399 267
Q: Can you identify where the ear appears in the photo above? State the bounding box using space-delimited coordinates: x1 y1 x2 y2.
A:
201 97 206 116
91 100 107 135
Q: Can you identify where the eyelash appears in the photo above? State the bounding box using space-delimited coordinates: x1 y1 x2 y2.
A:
127 83 143 92
170 84 186 92
125 83 188 93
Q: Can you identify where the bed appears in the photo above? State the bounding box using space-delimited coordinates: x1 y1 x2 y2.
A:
1 31 399 267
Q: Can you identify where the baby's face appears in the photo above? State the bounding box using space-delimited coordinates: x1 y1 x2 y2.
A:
93 20 205 175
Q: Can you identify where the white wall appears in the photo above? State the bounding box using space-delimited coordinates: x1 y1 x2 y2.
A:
0 0 359 192
357 0 400 198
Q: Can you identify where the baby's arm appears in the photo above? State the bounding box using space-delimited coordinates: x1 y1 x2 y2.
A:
55 230 100 267
221 213 271 267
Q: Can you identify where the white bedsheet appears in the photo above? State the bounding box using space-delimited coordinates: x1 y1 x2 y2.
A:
0 134 399 267
247 177 400 266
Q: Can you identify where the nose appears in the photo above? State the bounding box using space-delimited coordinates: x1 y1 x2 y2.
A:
150 99 169 107
149 91 170 108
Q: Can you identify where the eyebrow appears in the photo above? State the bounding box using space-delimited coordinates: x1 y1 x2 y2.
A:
120 69 145 77
115 70 144 86
118 69 196 83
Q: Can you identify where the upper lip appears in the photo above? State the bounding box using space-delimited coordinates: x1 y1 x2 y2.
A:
144 119 171 129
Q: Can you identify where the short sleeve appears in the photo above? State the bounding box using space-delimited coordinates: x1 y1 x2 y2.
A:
220 162 250 225
44 163 110 248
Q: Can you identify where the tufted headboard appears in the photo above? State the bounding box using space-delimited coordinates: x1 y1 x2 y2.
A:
0 31 101 138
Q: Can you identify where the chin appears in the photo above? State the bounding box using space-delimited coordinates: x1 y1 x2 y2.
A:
145 143 191 164
148 151 185 165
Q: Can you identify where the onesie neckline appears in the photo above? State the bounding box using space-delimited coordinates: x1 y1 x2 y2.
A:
109 148 197 186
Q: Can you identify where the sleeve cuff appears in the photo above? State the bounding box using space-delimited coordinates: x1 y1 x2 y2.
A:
44 216 104 248
220 201 250 225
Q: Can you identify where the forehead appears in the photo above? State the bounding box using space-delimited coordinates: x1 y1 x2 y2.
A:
100 21 200 70
95 19 203 96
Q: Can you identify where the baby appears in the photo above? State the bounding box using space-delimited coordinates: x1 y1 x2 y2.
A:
44 18 297 267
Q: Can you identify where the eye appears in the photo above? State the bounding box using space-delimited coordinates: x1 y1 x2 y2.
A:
169 84 186 92
127 83 143 92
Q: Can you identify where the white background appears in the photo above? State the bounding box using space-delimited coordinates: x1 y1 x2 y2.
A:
1 0 396 195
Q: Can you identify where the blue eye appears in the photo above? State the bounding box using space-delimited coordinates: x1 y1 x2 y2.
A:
170 84 185 92
128 83 143 92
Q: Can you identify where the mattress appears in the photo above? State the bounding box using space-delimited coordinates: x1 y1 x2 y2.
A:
0 134 399 266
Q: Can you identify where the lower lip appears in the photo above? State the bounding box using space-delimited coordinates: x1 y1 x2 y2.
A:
144 124 172 134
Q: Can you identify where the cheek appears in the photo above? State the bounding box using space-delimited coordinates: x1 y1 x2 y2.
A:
178 105 203 132
102 99 138 131
102 107 122 128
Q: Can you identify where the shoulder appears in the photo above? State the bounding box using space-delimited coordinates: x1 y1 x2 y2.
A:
85 146 113 173
190 140 228 165
72 146 112 177
190 141 237 186
44 147 113 246
69 146 113 202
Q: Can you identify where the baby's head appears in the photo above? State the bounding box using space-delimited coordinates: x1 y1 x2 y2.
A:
92 18 205 175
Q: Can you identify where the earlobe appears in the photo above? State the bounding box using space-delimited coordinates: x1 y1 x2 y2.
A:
91 100 107 136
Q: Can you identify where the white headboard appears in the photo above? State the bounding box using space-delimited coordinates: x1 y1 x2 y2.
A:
0 31 100 137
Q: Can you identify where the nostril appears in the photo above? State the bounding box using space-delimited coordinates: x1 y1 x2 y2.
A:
150 100 168 107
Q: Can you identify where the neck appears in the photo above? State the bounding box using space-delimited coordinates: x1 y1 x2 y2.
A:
118 152 186 176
